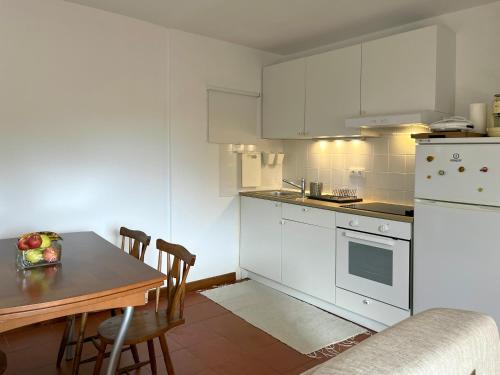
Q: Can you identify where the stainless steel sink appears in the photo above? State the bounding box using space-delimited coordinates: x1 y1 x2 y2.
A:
262 190 301 197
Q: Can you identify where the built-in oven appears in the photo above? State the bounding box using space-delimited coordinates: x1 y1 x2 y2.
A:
336 227 411 310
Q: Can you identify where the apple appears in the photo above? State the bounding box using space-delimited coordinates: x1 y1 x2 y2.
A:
27 234 42 249
43 247 58 262
17 237 30 251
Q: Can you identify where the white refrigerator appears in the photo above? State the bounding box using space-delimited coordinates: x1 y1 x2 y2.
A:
414 138 500 325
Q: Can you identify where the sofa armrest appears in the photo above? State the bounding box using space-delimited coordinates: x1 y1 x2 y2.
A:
303 308 499 375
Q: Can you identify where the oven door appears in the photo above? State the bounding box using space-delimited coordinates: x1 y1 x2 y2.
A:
336 228 410 309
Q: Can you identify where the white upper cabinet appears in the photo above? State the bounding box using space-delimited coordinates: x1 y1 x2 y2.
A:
262 25 455 139
262 58 306 139
305 45 361 137
361 25 455 116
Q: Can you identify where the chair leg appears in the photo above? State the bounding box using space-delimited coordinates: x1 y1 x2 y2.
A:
158 334 174 375
66 315 76 361
72 313 88 375
147 340 157 375
93 340 107 375
56 316 74 368
130 344 140 364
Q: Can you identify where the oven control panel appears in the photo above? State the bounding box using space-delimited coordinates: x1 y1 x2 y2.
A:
336 213 411 240
415 144 500 206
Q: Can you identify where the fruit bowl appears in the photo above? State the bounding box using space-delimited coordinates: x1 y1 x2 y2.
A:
16 232 62 270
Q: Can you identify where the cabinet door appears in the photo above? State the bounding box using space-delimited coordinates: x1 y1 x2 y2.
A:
282 220 335 303
240 197 282 282
361 26 438 115
305 45 361 137
263 59 306 139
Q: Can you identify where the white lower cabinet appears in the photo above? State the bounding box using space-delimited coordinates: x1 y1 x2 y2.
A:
240 196 409 330
240 197 282 282
282 220 335 303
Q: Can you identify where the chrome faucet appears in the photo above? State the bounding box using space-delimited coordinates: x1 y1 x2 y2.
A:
282 178 306 198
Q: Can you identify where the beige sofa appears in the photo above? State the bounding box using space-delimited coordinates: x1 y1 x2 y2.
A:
303 309 499 375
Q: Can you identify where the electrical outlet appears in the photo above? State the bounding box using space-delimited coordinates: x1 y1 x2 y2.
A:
349 167 365 177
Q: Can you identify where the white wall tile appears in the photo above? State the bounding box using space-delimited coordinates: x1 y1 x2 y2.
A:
331 140 350 155
331 154 346 170
282 131 417 203
319 169 332 192
389 155 406 173
307 168 319 183
389 134 416 155
373 155 389 173
332 169 347 187
406 173 416 191
372 138 389 155
405 155 415 173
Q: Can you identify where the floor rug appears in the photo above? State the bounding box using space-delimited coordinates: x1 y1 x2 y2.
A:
202 280 368 355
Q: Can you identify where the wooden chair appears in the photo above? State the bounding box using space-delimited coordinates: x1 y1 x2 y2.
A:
56 227 151 375
93 239 196 375
0 350 6 375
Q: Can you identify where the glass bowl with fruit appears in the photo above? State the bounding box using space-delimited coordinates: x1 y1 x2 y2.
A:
16 232 62 270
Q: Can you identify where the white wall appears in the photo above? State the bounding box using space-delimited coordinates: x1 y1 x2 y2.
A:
0 0 280 281
0 0 169 267
169 30 279 280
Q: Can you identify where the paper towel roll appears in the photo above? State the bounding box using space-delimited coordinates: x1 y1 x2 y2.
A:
470 103 487 133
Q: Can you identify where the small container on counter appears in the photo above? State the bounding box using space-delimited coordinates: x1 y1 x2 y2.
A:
309 182 323 197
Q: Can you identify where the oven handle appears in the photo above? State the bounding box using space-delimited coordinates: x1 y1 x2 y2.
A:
342 231 396 247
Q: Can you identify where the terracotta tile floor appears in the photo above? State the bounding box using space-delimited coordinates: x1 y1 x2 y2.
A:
0 292 371 375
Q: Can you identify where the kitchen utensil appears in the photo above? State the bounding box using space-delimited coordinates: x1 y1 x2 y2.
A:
309 182 323 197
332 188 357 198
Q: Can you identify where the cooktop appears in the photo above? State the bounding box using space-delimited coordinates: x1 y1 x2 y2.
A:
341 202 414 217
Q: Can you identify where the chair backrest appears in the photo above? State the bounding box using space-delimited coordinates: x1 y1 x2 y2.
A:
120 227 151 262
156 239 196 323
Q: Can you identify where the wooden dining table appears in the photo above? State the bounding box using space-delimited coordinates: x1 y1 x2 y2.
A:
0 231 166 375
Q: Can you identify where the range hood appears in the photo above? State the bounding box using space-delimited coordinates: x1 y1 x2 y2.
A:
345 111 447 129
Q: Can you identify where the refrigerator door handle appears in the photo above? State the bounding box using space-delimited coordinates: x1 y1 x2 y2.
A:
415 198 500 213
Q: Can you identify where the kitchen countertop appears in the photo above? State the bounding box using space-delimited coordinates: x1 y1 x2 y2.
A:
240 190 414 223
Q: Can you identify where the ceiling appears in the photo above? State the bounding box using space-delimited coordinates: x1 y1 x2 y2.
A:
65 0 497 54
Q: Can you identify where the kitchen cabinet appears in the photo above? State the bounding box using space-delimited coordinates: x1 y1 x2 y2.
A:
262 58 306 139
361 25 455 116
263 46 361 139
240 196 282 282
282 220 335 303
262 25 455 139
305 45 361 137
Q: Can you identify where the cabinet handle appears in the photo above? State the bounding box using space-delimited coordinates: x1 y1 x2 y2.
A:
302 207 308 212
362 299 371 305
280 220 285 225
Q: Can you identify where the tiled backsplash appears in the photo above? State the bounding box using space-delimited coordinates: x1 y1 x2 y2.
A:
282 130 419 205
